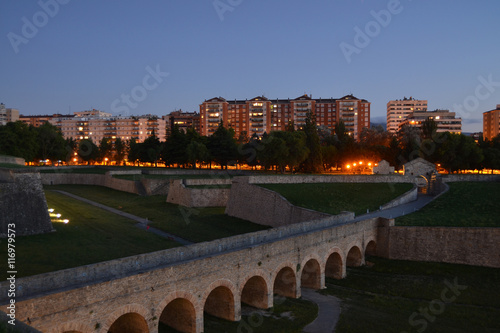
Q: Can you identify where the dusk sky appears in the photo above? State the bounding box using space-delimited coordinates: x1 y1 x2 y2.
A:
2 0 499 132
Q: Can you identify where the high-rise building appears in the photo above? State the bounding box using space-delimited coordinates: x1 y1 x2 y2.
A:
200 94 370 140
165 110 200 135
483 105 500 141
398 109 462 134
0 103 20 125
387 97 427 133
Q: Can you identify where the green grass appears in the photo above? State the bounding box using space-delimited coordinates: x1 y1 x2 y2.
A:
158 296 318 333
0 163 29 169
322 256 500 333
397 182 500 227
259 183 414 216
0 191 179 278
44 185 269 243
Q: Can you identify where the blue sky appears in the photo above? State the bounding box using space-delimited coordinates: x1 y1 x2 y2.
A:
1 0 499 132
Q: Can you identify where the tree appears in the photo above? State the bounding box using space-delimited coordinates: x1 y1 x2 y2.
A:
300 112 323 173
439 133 483 173
128 138 140 165
398 124 422 163
186 141 210 168
140 132 162 167
321 145 338 171
98 138 113 164
422 118 438 140
0 121 39 162
78 139 99 165
35 122 66 163
258 134 288 172
162 125 188 167
114 137 127 166
207 121 238 169
482 147 500 173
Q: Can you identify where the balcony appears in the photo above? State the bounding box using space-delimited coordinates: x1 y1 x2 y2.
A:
296 103 309 107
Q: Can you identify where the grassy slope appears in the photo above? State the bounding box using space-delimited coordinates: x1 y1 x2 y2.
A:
259 183 413 216
322 256 500 333
44 185 269 243
0 191 178 278
397 182 500 227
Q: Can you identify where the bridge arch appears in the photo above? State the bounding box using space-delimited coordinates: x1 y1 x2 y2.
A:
325 247 345 280
272 262 298 298
49 321 92 333
346 245 363 267
102 303 150 333
300 255 323 290
365 239 377 256
203 279 239 322
157 291 200 333
240 270 272 309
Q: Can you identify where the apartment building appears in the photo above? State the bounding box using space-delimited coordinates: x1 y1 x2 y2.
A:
200 94 370 140
164 110 200 135
483 105 500 141
398 109 462 134
0 103 20 125
387 97 428 133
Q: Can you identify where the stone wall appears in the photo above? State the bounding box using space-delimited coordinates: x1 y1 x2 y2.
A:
0 216 382 332
380 185 418 210
166 179 230 207
225 177 353 227
4 214 376 302
247 174 416 185
0 170 53 237
0 155 25 166
442 174 500 182
378 221 500 268
40 173 143 195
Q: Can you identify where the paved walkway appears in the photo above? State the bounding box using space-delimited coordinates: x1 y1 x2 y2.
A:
352 193 436 222
301 289 341 333
52 190 193 246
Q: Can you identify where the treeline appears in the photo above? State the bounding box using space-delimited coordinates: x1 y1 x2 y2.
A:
1 114 499 173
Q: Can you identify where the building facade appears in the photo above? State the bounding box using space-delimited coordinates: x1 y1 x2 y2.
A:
17 109 168 143
0 103 20 125
398 109 462 134
387 97 427 134
483 105 500 141
164 110 200 135
200 94 370 140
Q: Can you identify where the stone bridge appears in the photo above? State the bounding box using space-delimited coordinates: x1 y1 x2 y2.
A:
1 215 386 333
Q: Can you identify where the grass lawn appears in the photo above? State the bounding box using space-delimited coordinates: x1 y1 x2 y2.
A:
322 256 500 333
44 185 269 243
0 191 178 279
259 183 413 216
0 163 30 169
397 182 500 227
159 296 318 333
